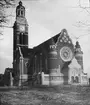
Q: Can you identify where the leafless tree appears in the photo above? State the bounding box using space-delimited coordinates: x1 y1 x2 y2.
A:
71 0 90 40
75 0 90 27
0 0 15 37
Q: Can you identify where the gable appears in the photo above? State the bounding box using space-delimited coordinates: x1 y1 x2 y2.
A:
56 29 74 55
56 29 73 45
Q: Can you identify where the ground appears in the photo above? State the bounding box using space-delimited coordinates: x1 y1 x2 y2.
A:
0 85 90 105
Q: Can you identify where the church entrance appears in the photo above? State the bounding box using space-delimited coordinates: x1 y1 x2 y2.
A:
71 76 79 83
75 76 79 83
71 76 74 83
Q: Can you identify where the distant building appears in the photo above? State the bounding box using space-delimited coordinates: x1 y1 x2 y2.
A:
3 68 13 86
12 1 88 86
0 74 4 86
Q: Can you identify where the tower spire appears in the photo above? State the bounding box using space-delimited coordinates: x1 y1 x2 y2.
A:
19 1 22 6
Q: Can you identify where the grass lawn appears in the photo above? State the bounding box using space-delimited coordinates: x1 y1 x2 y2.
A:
0 85 90 105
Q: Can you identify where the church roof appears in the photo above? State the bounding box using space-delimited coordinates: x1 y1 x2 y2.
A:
33 29 74 49
33 33 60 48
32 29 74 56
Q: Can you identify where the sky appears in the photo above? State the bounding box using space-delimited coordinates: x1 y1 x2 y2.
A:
0 0 90 77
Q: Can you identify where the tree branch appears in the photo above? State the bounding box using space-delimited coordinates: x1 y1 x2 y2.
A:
78 0 90 15
0 0 15 35
0 24 13 28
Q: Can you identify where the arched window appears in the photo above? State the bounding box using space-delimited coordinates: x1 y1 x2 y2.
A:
20 33 23 45
16 9 25 17
16 9 20 16
20 7 25 17
23 35 28 45
21 10 24 17
18 10 20 16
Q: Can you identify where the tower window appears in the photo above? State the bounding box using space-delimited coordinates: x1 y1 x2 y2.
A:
20 33 23 44
23 35 28 45
16 9 25 17
17 10 20 16
21 10 23 16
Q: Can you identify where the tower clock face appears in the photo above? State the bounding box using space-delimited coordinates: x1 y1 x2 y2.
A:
60 46 73 62
19 25 25 32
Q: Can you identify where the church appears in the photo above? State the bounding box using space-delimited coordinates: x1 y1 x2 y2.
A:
12 1 88 86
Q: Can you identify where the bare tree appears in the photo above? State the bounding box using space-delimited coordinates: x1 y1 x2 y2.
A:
75 0 90 27
0 0 15 36
70 0 90 41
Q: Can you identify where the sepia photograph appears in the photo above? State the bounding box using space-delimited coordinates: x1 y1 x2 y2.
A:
0 0 90 105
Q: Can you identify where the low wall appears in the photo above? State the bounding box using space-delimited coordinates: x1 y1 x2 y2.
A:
41 72 49 85
19 74 28 83
80 75 89 85
41 72 63 86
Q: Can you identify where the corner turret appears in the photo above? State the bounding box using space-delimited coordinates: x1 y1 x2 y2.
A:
75 41 83 69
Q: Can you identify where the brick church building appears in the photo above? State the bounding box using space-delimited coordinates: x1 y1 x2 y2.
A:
12 1 88 86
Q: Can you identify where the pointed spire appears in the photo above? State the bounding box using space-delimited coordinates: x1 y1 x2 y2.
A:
19 1 22 6
75 41 83 55
75 41 80 48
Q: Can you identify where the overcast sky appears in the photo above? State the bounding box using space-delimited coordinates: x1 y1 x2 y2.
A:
0 0 90 77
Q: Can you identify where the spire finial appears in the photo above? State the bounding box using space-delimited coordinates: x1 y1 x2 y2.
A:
75 41 80 48
19 1 22 6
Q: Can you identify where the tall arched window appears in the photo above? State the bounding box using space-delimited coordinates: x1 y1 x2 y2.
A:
21 10 23 16
16 9 20 16
20 33 23 45
23 35 28 45
21 9 25 17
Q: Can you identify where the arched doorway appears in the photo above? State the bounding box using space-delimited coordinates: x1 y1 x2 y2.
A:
75 76 79 83
71 76 74 83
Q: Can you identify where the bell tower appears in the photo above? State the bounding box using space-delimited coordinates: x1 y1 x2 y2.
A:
13 1 28 60
13 1 28 85
13 1 28 54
